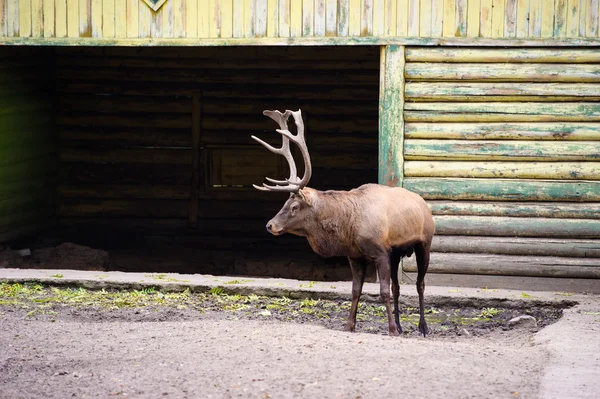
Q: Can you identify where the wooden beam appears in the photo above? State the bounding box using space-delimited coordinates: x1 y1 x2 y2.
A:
378 44 404 187
189 93 202 228
427 201 600 219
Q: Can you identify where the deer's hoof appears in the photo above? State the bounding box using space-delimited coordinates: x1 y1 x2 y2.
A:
388 327 400 337
419 321 429 337
344 324 356 333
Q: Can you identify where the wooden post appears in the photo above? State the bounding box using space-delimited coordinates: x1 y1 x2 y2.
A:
378 44 405 187
189 93 202 228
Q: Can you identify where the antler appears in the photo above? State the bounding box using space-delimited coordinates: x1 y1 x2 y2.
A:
251 109 312 193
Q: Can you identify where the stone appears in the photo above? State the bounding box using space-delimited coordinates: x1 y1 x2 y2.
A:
508 315 538 328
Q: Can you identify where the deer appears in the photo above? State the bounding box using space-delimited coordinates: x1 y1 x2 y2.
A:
251 109 435 337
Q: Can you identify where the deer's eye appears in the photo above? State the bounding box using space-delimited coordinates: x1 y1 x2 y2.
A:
290 203 300 213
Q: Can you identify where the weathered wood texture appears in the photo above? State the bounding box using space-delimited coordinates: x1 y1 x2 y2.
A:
57 46 379 239
403 46 600 270
2 0 600 39
0 47 57 243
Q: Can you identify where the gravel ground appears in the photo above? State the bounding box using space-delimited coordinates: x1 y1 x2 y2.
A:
0 284 564 399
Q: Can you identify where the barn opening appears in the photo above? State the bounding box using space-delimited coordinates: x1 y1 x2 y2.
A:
0 45 380 280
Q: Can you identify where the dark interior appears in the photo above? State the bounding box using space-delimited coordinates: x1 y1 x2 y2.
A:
0 45 380 280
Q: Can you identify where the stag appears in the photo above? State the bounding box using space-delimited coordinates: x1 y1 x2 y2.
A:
252 109 435 336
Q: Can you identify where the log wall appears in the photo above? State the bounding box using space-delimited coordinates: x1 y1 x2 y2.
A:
2 0 600 40
402 46 600 278
0 47 57 243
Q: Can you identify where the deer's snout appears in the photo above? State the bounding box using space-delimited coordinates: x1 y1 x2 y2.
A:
266 221 283 236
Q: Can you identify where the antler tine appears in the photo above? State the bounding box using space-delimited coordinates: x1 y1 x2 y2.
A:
288 110 312 189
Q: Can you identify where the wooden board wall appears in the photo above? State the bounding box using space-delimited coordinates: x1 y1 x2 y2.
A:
402 46 600 278
57 46 379 244
0 47 57 243
2 0 600 40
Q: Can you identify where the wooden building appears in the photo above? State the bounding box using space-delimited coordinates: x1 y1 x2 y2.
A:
1 1 599 291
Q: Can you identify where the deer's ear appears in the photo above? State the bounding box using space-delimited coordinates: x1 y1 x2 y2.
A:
298 189 316 207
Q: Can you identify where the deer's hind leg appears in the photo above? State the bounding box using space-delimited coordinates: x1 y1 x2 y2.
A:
414 242 431 337
390 249 403 334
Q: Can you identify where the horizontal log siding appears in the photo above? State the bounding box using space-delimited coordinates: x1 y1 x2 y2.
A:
2 0 600 40
0 47 57 243
403 46 600 275
57 46 379 239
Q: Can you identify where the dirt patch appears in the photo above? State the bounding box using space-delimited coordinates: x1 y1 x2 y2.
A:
0 283 564 337
0 243 109 271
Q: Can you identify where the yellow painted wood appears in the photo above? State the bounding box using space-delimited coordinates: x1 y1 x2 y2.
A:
404 139 600 161
338 0 350 36
579 0 587 37
19 0 31 37
266 0 277 36
102 0 115 38
554 0 567 37
566 0 579 37
325 0 336 35
91 0 102 37
67 0 80 37
151 2 162 38
431 0 443 36
198 0 210 37
456 0 467 36
43 0 55 37
479 0 492 36
31 0 42 36
55 0 66 36
405 161 600 180
396 0 408 35
314 0 325 35
372 0 384 36
138 0 152 38
291 0 302 36
161 0 174 37
234 0 244 37
420 0 432 37
361 0 373 35
405 63 600 82
404 122 600 141
207 0 218 38
126 0 139 38
540 0 554 37
303 0 314 36
467 0 480 37
428 201 600 219
491 0 504 37
185 0 197 37
7 0 19 36
406 47 600 62
349 0 361 35
385 0 396 36
221 0 233 37
0 0 5 36
528 0 541 36
78 0 89 36
442 0 455 36
255 0 267 37
173 0 184 37
587 0 599 37
516 0 528 37
504 0 516 37
278 0 289 37
408 0 419 36
405 82 600 101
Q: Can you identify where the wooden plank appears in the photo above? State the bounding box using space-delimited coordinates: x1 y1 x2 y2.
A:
420 0 432 37
491 0 504 36
405 122 600 141
588 0 599 37
404 101 600 115
431 0 443 36
403 177 600 201
78 0 90 36
407 0 419 36
301 0 313 35
372 0 383 36
62 163 193 186
278 0 289 36
190 94 201 227
396 0 408 35
528 0 541 36
362 0 373 35
384 0 395 36
290 0 301 36
540 0 554 37
428 201 600 219
379 45 404 187
442 0 454 36
59 184 190 200
405 82 600 101
0 0 5 36
434 215 600 238
151 1 163 38
515 0 528 37
102 0 115 38
31 0 42 36
579 0 587 37
432 236 600 258
91 0 102 37
59 198 189 218
55 0 67 36
466 0 479 37
186 0 197 37
255 0 267 37
338 0 349 36
566 0 579 37
456 0 467 36
19 0 31 36
404 252 600 278
221 0 233 37
554 0 567 37
44 0 55 37
325 0 336 35
266 0 278 37
314 0 325 35
405 47 600 62
479 0 492 36
67 0 80 37
404 139 600 161
405 161 600 180
125 0 139 38
60 148 193 164
0 178 56 201
405 63 600 82
198 0 210 37
173 0 184 37
7 0 18 36
138 0 152 38
161 0 174 38
349 0 361 35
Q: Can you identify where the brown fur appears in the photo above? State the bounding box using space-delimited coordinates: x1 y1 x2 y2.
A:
265 183 435 336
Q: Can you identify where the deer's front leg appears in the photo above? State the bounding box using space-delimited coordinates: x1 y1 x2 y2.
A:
345 257 367 332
